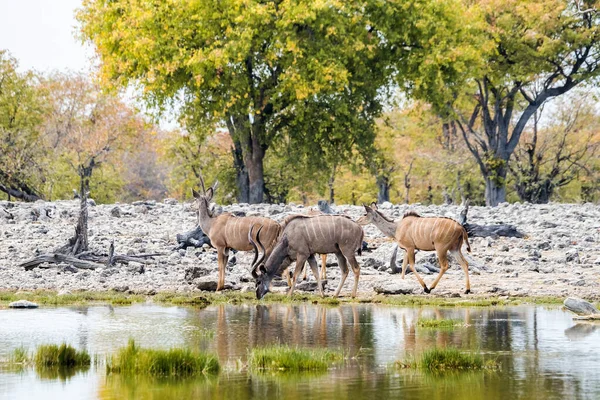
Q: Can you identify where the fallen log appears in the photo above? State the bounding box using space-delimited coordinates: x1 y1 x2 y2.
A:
20 250 162 271
19 186 162 271
175 225 211 250
564 297 600 320
459 200 525 238
20 253 105 271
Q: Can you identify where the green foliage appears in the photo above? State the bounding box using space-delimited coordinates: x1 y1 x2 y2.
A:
391 0 600 205
34 344 91 368
107 339 220 377
248 345 343 372
76 0 432 202
0 50 46 199
163 129 237 203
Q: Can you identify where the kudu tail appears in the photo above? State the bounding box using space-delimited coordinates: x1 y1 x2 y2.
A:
463 229 471 253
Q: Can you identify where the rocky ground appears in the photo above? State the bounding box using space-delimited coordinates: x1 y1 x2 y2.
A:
1 199 599 300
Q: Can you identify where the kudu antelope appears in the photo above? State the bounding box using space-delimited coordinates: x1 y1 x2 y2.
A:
357 203 472 294
193 180 281 291
250 214 364 299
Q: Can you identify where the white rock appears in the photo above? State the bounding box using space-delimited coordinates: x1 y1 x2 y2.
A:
9 300 38 308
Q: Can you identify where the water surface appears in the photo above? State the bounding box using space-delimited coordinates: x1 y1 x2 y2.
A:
1 303 599 399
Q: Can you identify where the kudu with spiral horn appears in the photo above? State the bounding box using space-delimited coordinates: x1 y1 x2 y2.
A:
251 214 364 300
193 176 281 290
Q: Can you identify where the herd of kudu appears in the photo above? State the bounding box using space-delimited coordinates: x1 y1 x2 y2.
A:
193 178 472 300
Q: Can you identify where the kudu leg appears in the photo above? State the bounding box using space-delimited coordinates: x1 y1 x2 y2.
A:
333 251 349 297
307 255 324 297
451 249 471 294
406 248 429 293
302 262 309 281
344 253 361 298
216 247 228 291
283 268 292 287
401 253 409 279
320 254 328 280
428 249 450 292
288 255 308 297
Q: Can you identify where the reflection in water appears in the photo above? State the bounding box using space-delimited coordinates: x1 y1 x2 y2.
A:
565 323 599 341
0 304 599 400
35 365 90 382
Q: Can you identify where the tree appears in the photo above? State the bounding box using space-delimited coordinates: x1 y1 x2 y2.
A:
509 91 600 203
78 0 398 204
0 50 45 201
41 72 152 203
399 0 600 206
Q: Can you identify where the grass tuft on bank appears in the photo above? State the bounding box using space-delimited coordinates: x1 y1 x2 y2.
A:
396 348 498 372
107 339 219 377
248 345 343 372
34 343 91 367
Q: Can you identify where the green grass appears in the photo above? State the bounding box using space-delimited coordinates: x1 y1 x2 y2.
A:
374 294 564 307
8 346 28 365
0 290 145 307
0 289 565 308
396 348 499 372
34 343 91 367
417 318 463 329
248 345 343 372
107 339 220 377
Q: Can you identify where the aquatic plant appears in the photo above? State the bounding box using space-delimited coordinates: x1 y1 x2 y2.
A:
396 348 498 372
9 346 28 364
248 345 343 372
34 343 91 367
107 339 219 377
417 318 462 329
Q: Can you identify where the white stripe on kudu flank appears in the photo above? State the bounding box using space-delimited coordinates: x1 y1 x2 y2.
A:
432 218 440 242
317 218 326 241
310 219 318 241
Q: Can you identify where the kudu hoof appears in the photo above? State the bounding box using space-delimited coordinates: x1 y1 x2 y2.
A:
464 289 471 295
423 286 431 294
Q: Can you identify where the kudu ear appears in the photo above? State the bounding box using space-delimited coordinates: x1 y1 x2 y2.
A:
192 189 201 199
370 202 378 210
363 203 372 213
259 265 267 275
206 187 214 201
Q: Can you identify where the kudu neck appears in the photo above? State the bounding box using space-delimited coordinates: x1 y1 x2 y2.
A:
197 199 214 235
373 214 397 238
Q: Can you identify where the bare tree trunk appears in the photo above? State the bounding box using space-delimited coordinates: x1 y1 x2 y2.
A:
232 138 249 203
377 174 390 203
328 165 337 204
246 139 265 204
484 176 507 206
404 160 413 204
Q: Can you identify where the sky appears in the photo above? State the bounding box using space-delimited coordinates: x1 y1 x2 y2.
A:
0 0 182 128
0 0 93 73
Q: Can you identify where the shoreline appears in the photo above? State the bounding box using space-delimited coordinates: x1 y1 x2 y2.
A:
0 289 570 308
